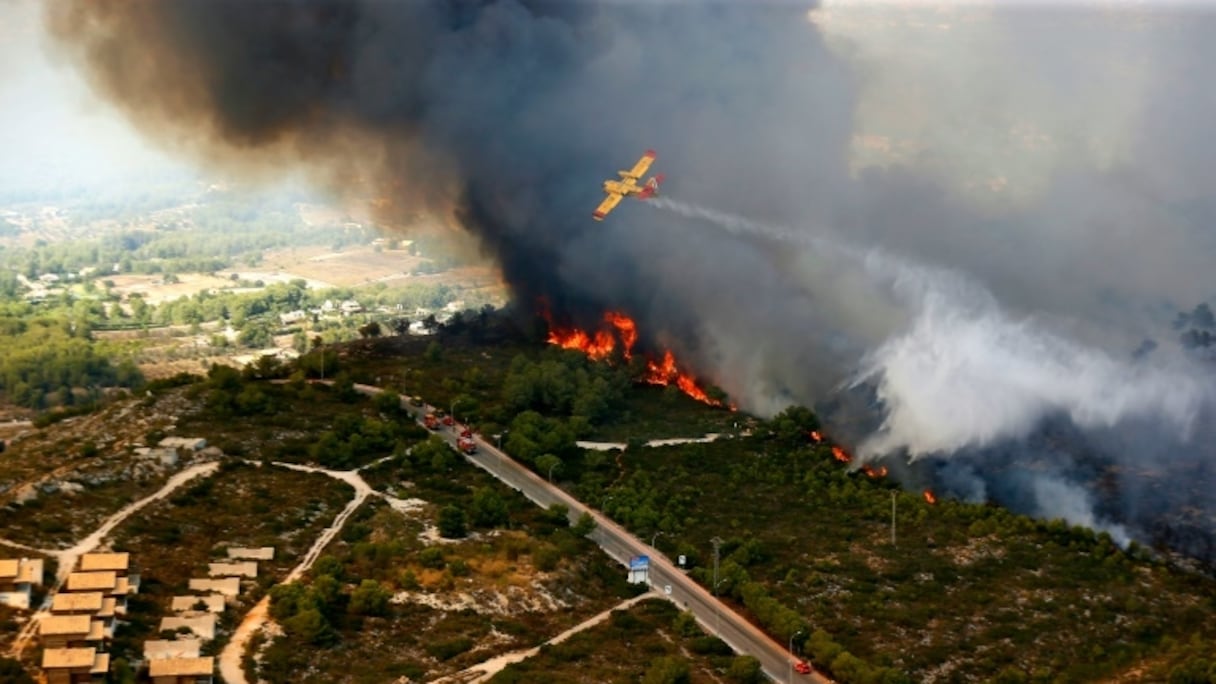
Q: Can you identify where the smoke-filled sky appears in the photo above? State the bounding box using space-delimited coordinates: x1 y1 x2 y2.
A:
11 0 1216 554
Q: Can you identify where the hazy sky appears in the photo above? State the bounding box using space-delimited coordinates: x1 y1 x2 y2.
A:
0 0 187 193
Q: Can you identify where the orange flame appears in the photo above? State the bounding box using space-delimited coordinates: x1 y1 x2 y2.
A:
809 430 824 443
604 311 637 359
547 327 615 360
642 350 726 407
863 465 888 479
923 490 938 505
831 446 852 464
544 311 727 407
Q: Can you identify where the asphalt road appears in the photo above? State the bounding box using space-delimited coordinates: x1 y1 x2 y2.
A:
362 385 829 683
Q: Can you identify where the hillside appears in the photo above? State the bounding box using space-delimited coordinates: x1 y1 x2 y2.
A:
2 318 1214 683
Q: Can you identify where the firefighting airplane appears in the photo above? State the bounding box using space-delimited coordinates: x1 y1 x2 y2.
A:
592 149 665 221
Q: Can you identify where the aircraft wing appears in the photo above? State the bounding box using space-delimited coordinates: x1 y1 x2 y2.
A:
625 149 656 180
593 191 625 221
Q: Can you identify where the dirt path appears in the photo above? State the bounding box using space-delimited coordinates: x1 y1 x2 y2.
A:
9 460 221 657
0 537 42 553
218 462 373 684
433 592 657 684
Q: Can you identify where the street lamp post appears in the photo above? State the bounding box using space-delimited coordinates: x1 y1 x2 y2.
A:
547 462 558 483
789 629 805 684
450 399 456 428
651 531 663 548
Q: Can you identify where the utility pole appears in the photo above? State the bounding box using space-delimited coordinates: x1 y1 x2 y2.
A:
891 490 897 546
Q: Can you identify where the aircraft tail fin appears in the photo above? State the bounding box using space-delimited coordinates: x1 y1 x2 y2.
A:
638 173 665 199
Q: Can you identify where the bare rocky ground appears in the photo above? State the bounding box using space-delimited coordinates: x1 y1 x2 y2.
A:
0 391 207 547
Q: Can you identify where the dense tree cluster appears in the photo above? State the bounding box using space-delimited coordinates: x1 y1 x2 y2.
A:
0 313 141 408
501 352 630 424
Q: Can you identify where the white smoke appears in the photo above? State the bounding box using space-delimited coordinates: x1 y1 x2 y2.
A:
650 196 1215 462
853 254 1213 459
1031 477 1132 548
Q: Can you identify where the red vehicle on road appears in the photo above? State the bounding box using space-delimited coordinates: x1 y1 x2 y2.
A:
423 413 439 430
794 661 812 675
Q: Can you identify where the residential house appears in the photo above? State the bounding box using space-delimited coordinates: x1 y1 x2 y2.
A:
170 594 225 614
79 552 140 591
39 614 107 649
63 571 133 612
225 547 274 561
149 656 215 684
187 578 240 598
158 615 217 641
50 592 117 625
41 647 109 684
206 561 257 579
0 557 44 609
143 639 202 661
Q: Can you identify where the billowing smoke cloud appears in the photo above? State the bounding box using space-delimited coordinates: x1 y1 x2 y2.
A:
41 1 1216 560
852 251 1212 458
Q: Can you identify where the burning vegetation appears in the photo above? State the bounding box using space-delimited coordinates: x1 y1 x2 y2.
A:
544 311 729 408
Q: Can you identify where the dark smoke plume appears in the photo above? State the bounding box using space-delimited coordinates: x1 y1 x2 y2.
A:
44 1 1216 563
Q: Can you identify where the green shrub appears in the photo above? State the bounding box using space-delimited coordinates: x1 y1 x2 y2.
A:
427 637 473 661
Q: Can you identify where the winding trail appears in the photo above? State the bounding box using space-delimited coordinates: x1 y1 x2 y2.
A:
433 592 657 684
462 589 656 676
217 462 373 684
9 460 221 657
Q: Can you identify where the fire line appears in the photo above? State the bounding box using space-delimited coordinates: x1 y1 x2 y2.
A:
544 311 728 407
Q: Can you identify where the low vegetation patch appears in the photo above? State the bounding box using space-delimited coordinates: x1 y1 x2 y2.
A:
253 455 639 683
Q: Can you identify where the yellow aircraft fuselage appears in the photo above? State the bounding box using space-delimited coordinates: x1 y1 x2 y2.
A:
603 174 645 198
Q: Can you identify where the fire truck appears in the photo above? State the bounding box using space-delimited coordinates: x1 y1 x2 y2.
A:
423 413 439 430
457 435 477 455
